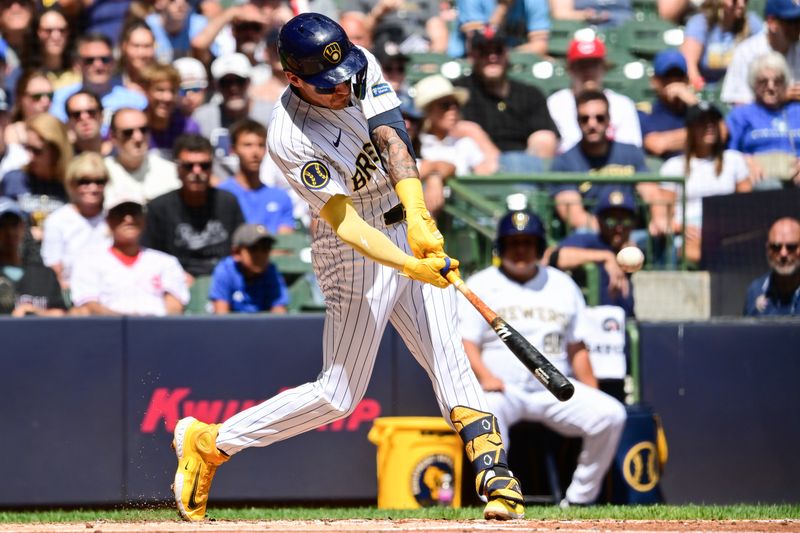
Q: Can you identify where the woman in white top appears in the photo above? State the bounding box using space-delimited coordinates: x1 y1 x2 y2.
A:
41 152 113 288
656 102 752 263
413 74 498 178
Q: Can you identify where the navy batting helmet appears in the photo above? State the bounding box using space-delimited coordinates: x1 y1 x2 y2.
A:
278 13 367 90
495 210 546 255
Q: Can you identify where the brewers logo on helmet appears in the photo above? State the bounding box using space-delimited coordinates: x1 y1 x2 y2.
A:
495 210 546 255
278 13 367 90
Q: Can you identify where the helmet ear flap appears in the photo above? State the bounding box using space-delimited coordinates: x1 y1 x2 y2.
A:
352 64 368 100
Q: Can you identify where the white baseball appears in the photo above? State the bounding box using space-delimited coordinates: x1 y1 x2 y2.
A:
616 246 644 273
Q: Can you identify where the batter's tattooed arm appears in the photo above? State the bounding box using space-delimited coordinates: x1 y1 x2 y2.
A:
371 125 420 186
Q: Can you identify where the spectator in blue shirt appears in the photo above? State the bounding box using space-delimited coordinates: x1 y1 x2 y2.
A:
217 119 295 235
209 223 289 314
726 51 800 189
145 0 219 64
639 49 699 160
49 33 147 134
548 188 638 316
744 216 800 316
681 0 762 88
449 0 550 58
550 89 652 232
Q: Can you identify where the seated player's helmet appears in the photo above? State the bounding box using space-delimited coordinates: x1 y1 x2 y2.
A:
277 13 368 89
495 210 547 256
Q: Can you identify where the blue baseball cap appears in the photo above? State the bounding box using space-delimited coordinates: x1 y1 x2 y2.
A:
765 0 800 19
0 197 25 219
594 189 637 215
653 49 687 77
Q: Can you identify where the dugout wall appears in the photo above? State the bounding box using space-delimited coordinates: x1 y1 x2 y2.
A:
0 316 797 506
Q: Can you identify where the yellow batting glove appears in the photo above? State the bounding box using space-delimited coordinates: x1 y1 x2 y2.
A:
402 256 459 289
396 178 446 258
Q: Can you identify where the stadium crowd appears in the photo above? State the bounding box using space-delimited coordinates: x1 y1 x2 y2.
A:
0 0 798 319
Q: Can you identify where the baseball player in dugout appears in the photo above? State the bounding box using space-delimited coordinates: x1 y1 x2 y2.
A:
172 13 525 521
458 210 627 508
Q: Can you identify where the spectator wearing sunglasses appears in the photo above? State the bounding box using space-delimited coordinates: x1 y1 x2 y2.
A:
173 57 208 118
141 63 201 159
6 69 54 146
142 134 244 282
193 53 272 179
550 89 651 233
41 152 113 289
65 91 112 156
0 112 72 240
104 107 180 208
744 216 800 316
49 33 147 132
548 189 640 316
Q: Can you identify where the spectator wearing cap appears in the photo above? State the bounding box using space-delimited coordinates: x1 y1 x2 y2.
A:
548 0 632 28
550 89 652 232
0 88 28 182
681 0 763 89
449 0 550 58
18 7 81 92
374 37 410 95
0 197 66 316
209 222 289 314
639 49 699 160
342 0 448 54
117 20 157 96
722 0 800 105
41 152 113 289
145 0 221 64
744 216 800 316
547 36 642 153
140 63 201 159
547 189 640 316
49 33 148 132
414 74 498 177
217 119 295 235
70 196 189 316
173 57 208 118
726 51 800 189
193 53 273 180
142 134 244 282
455 30 559 167
104 108 180 208
657 102 751 264
65 91 112 156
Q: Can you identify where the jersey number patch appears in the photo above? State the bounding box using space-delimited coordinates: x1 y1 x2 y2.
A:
352 142 379 191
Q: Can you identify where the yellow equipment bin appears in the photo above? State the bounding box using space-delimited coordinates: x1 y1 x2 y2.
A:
368 416 463 509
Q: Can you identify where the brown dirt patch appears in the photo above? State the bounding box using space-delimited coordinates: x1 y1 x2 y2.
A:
1 520 798 533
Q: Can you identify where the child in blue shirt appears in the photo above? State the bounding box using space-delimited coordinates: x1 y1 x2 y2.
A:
209 223 289 314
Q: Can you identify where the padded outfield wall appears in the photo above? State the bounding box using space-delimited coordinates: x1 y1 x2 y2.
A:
0 316 797 506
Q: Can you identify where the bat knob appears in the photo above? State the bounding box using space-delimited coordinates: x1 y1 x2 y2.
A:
556 382 575 402
440 256 451 277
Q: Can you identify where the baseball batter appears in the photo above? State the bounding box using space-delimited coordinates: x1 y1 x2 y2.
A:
172 13 524 521
458 210 627 506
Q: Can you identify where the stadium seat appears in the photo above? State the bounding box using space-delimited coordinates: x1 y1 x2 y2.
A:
603 61 656 103
406 53 470 84
631 0 659 20
547 20 586 57
508 59 570 96
271 232 313 286
287 274 326 313
186 275 212 315
618 20 683 58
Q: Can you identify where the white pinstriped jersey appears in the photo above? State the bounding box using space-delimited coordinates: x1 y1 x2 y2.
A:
267 47 401 229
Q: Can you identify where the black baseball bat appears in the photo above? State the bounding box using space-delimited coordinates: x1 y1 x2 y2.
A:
446 270 575 402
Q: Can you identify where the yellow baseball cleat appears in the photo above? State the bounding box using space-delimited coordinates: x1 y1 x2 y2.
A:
172 417 229 521
484 496 525 520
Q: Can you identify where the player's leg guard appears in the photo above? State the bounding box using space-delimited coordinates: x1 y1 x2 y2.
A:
450 406 524 520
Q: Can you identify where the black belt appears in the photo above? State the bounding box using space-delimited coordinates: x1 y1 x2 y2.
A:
383 204 406 226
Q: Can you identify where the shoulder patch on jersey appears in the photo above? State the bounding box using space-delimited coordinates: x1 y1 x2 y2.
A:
301 161 330 190
371 83 392 97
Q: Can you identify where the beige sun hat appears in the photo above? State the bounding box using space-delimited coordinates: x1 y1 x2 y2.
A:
413 74 469 111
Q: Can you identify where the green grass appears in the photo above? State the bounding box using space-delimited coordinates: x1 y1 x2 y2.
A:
0 504 798 523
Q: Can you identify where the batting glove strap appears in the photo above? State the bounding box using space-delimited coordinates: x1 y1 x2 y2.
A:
471 449 508 474
456 412 498 443
484 474 524 505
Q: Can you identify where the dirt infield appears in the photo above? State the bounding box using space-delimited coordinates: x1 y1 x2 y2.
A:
3 519 799 533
